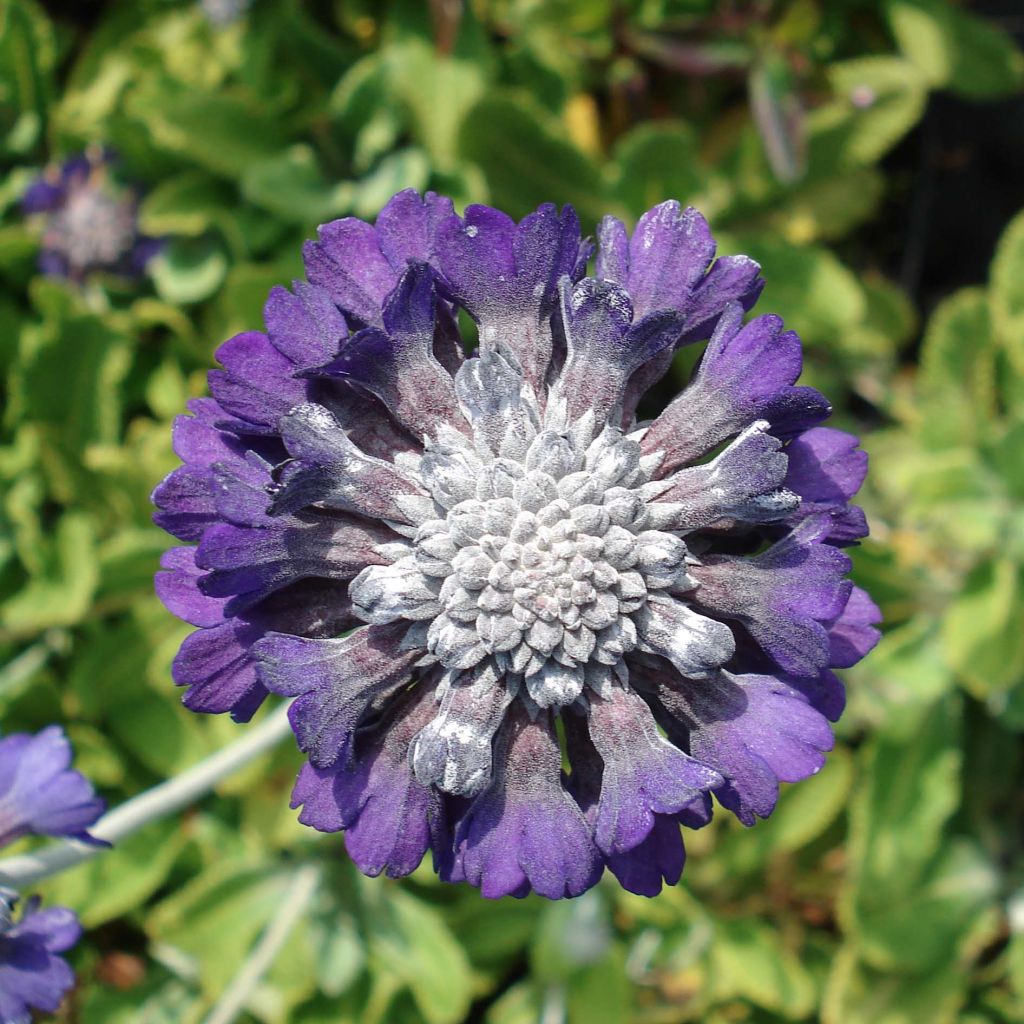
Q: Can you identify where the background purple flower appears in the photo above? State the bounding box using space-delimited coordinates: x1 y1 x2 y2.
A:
0 891 81 1024
154 190 878 899
0 726 106 848
22 148 160 281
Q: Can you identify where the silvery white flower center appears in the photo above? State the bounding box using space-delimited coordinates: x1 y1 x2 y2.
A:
47 183 136 271
348 346 703 711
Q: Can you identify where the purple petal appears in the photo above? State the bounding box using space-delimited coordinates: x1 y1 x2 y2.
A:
586 684 719 855
648 423 797 532
291 680 445 878
303 218 396 328
437 203 584 388
827 585 881 668
195 514 394 614
375 189 456 269
606 814 686 897
254 622 421 768
0 899 82 1019
553 278 684 425
642 308 830 474
691 515 853 678
306 264 466 441
270 403 429 522
208 331 311 431
447 704 603 899
264 281 347 369
653 670 834 824
622 202 716 320
784 427 869 544
0 727 105 846
22 178 65 214
155 547 226 628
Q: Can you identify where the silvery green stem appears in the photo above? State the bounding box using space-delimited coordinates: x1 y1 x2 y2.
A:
0 702 294 889
202 863 321 1024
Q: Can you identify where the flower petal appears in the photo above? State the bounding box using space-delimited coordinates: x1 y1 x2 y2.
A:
552 278 683 426
411 661 514 796
0 727 105 846
437 203 584 388
827 585 881 668
635 596 736 678
263 281 347 369
195 514 394 614
447 704 603 899
302 218 396 328
291 680 445 878
652 670 834 824
254 622 421 768
691 515 853 677
270 403 430 522
305 264 465 441
641 308 830 474
647 422 798 532
586 684 719 855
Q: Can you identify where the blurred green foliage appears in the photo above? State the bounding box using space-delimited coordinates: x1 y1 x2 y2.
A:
1 0 1023 1021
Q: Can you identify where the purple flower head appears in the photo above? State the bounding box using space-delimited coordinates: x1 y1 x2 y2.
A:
0 726 106 848
153 191 878 899
0 890 81 1024
22 148 159 281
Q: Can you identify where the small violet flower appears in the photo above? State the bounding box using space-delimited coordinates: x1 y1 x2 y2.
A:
0 726 106 847
153 192 881 899
0 727 103 1020
0 891 82 1024
22 148 160 281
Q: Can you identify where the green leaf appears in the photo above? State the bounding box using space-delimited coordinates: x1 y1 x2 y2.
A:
990 207 1024 378
150 236 228 306
350 148 429 220
126 80 290 179
566 945 631 1024
0 0 55 155
1 512 98 634
808 57 927 170
149 862 295 995
530 891 612 982
108 689 215 779
916 288 997 445
10 305 132 455
705 917 816 1018
383 2 492 170
844 699 965 967
365 887 473 1024
459 92 610 224
610 121 705 217
887 0 1024 100
942 559 1024 699
242 145 351 224
138 172 236 238
748 49 806 184
823 945 967 1024
735 236 865 344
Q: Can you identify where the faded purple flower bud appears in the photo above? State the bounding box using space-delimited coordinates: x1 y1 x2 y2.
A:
200 0 252 25
22 148 160 281
0 890 81 1023
0 726 106 847
153 191 880 899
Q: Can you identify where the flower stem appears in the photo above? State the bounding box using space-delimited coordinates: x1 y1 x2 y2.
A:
0 702 294 889
202 863 321 1024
